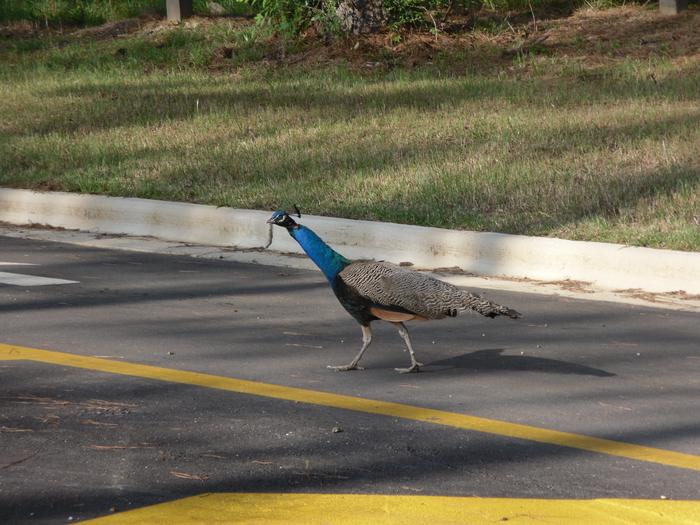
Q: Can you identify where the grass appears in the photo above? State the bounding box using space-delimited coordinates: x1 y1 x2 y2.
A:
1 7 699 251
0 0 163 25
0 0 251 25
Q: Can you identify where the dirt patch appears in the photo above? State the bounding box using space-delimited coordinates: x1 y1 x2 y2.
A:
615 288 700 303
539 279 595 293
272 5 700 72
1 14 249 41
135 14 252 38
266 29 481 72
71 17 146 39
6 6 697 73
35 180 64 192
666 290 700 301
485 274 596 294
68 14 233 40
0 20 40 39
538 6 700 63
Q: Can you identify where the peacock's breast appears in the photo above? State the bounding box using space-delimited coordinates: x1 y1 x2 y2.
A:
331 275 377 325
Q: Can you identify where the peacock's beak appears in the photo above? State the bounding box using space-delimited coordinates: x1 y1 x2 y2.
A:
266 218 276 224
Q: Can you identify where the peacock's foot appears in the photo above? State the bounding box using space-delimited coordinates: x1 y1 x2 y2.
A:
327 363 365 372
394 362 423 374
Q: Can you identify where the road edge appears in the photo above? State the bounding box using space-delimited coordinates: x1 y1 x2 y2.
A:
1 188 699 297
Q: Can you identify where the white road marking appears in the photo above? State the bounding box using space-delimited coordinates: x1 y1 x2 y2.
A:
0 263 78 286
0 271 79 286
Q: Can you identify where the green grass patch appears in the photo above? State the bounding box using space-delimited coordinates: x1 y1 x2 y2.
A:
0 0 251 25
1 12 699 251
0 0 163 25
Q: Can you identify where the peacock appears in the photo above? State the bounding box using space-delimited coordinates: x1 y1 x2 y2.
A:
267 208 521 373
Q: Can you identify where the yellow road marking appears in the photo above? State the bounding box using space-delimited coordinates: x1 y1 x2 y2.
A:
84 493 700 524
2 343 700 473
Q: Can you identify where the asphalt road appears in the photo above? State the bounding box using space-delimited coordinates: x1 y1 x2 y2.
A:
1 235 699 523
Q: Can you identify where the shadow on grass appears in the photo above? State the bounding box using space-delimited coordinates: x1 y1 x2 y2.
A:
17 69 699 136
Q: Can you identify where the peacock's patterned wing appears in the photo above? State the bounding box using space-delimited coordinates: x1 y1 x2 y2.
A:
339 260 521 319
338 261 457 319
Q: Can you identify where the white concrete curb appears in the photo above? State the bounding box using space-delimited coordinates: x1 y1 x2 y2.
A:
0 188 271 249
2 188 699 294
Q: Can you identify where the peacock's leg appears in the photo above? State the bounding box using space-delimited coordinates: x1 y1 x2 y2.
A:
392 322 423 373
328 324 372 372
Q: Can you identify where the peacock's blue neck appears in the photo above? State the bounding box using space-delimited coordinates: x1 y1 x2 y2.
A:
289 225 350 282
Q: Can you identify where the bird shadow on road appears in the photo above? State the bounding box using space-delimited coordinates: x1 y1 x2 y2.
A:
425 348 616 377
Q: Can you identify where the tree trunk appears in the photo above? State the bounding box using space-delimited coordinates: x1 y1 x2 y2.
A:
336 0 387 34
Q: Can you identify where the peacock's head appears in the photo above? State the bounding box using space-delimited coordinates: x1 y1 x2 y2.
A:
267 206 301 229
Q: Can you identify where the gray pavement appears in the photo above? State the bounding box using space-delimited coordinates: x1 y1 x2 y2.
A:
1 235 699 523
